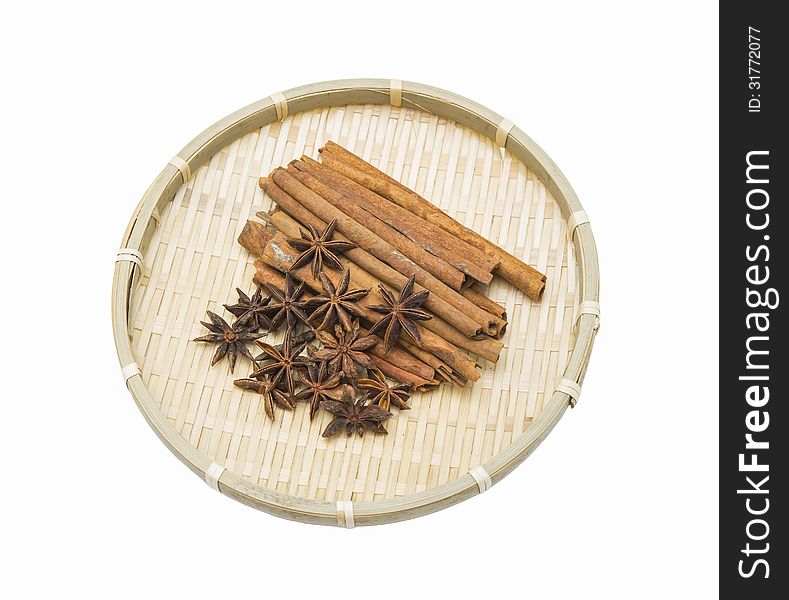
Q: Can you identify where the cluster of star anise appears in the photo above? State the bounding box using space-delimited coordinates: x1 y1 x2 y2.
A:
193 219 430 437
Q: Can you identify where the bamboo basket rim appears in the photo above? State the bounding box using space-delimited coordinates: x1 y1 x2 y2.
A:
112 79 600 526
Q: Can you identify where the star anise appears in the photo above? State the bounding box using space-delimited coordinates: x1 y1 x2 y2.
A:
233 376 294 421
357 369 413 411
287 218 357 279
263 273 311 332
224 285 272 330
193 310 263 372
321 388 392 437
368 275 432 351
305 269 369 332
250 330 311 400
295 361 343 419
313 320 377 381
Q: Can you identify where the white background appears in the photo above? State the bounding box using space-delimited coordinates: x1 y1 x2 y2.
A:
1 1 718 597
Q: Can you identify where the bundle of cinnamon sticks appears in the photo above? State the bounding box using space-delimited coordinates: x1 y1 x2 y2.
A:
237 142 547 389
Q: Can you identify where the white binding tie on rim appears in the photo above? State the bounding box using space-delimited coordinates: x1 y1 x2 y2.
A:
556 378 582 408
121 362 141 385
168 155 191 183
115 248 143 270
205 462 226 492
389 79 402 107
576 300 601 331
336 500 355 528
496 118 514 148
568 210 590 240
469 466 493 494
271 91 288 120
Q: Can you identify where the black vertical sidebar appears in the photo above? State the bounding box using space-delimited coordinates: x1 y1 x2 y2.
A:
720 4 785 597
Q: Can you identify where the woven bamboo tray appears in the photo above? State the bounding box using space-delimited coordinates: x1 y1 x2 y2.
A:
112 79 600 527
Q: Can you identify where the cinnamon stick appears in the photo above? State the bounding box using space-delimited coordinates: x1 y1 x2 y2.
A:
269 209 503 363
251 258 438 385
261 191 483 340
369 354 438 390
462 284 508 324
262 171 505 338
297 157 498 285
367 333 436 384
260 231 480 383
299 158 509 326
398 339 466 387
277 165 467 291
320 141 547 300
238 220 272 256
